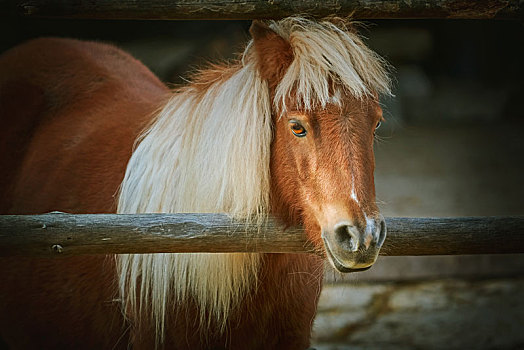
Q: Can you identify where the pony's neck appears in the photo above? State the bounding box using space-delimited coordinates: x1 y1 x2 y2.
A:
116 61 274 342
118 62 272 218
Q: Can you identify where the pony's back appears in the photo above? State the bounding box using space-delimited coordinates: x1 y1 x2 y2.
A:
0 38 167 349
0 37 168 214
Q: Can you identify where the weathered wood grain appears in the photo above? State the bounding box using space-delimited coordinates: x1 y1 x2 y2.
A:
0 213 522 257
1 0 522 20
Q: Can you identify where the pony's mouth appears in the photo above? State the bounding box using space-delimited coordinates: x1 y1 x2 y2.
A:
323 238 373 273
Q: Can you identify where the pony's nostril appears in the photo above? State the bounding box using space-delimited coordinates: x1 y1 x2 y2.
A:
376 217 387 248
334 224 359 252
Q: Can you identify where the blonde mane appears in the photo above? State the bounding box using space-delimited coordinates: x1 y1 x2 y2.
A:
116 17 391 343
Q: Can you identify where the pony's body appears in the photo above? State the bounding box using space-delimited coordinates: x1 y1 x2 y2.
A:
0 38 164 348
0 37 322 349
0 18 390 349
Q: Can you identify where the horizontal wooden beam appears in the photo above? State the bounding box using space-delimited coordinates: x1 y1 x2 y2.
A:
1 0 522 20
0 213 522 257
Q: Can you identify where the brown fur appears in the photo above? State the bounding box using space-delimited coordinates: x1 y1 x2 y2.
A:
269 94 383 249
0 38 167 348
130 254 323 349
0 20 383 349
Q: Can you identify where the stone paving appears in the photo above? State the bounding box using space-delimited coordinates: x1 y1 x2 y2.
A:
312 278 524 350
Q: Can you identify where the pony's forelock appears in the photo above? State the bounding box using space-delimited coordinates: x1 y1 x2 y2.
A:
266 17 392 113
116 16 391 344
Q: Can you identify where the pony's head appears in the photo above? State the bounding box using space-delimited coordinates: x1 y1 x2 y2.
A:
249 18 391 272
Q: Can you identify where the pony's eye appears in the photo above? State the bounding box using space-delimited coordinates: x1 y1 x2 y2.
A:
290 121 307 137
374 121 382 137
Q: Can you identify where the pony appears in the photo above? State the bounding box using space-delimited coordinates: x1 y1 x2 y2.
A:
0 17 390 349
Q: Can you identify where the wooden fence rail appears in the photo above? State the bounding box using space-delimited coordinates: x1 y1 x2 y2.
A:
0 213 522 257
1 0 522 20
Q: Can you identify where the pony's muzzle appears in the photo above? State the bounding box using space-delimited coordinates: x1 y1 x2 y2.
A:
322 215 386 273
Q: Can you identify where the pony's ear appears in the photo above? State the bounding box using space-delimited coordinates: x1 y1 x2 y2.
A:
250 21 293 88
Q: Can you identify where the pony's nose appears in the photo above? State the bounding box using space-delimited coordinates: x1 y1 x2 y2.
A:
320 211 387 273
333 215 386 252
